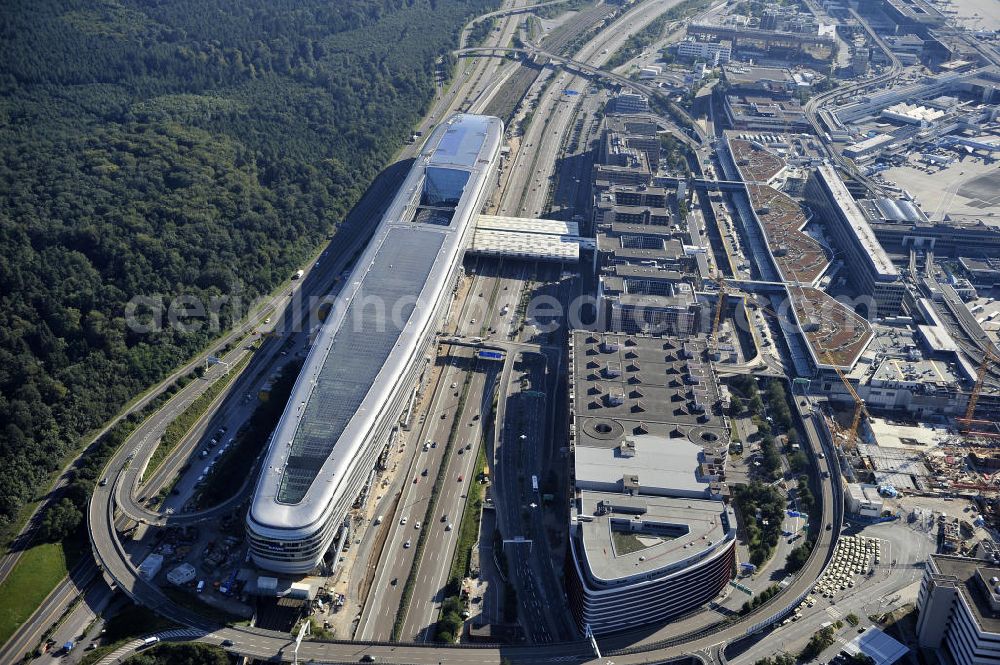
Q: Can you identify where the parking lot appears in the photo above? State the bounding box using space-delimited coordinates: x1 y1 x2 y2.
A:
881 153 1000 220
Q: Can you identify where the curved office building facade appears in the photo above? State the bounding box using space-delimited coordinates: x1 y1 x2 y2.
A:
247 114 504 574
565 330 737 635
567 503 737 635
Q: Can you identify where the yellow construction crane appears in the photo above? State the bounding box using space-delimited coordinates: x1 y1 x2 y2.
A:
760 266 867 450
712 275 727 335
826 353 867 451
964 352 990 422
750 292 868 450
958 346 1000 436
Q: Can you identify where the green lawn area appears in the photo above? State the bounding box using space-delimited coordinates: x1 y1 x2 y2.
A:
0 542 69 645
611 530 675 556
612 530 650 556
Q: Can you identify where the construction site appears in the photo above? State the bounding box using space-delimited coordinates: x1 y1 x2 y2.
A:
712 115 1000 563
830 413 1000 556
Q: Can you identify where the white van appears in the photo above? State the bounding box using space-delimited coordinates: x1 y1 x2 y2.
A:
374 515 383 525
196 580 205 593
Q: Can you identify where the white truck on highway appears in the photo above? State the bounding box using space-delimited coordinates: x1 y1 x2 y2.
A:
292 269 304 280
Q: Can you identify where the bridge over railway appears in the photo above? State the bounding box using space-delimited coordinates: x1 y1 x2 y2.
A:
467 0 574 26
692 178 751 192
455 44 708 149
83 11 846 664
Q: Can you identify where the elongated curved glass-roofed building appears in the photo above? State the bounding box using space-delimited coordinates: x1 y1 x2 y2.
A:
247 114 504 574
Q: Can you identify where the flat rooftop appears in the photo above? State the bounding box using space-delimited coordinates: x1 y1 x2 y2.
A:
842 627 908 665
571 332 728 451
607 221 678 236
816 164 897 278
747 183 828 284
868 417 949 449
871 354 961 388
429 116 497 168
597 234 686 261
723 65 795 87
614 292 697 312
728 138 787 183
961 256 1000 273
792 286 874 370
575 434 706 496
471 228 580 261
930 555 1000 634
476 215 579 236
609 264 686 281
576 490 735 583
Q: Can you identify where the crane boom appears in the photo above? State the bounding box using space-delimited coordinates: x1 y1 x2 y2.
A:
712 276 726 335
826 355 866 450
749 295 866 449
963 350 994 423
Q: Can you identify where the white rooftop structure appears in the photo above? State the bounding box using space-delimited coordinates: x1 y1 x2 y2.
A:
470 215 582 262
166 562 197 586
843 627 909 665
576 491 735 581
574 434 708 497
247 114 503 573
881 102 946 125
138 553 163 580
476 215 579 235
815 164 898 278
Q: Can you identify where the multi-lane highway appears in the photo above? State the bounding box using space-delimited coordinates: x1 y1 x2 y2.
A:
492 345 572 643
2 2 536 661
395 269 513 642
355 264 504 641
360 0 686 639
72 2 854 665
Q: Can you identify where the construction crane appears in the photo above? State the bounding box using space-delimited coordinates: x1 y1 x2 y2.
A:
750 292 867 450
957 346 1000 438
825 352 867 451
712 275 727 335
961 347 999 423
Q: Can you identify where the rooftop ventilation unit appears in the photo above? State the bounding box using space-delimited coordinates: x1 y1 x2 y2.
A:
600 339 620 353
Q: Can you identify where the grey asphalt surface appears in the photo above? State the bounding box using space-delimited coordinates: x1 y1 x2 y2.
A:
29 579 114 665
370 0 661 637
398 262 531 643
729 519 935 664
81 2 851 664
353 344 479 641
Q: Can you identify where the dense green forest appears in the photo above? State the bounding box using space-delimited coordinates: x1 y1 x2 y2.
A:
0 0 496 531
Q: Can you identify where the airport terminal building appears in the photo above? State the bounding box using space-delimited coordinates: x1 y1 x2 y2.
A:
917 554 1000 665
246 114 503 574
566 332 736 635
